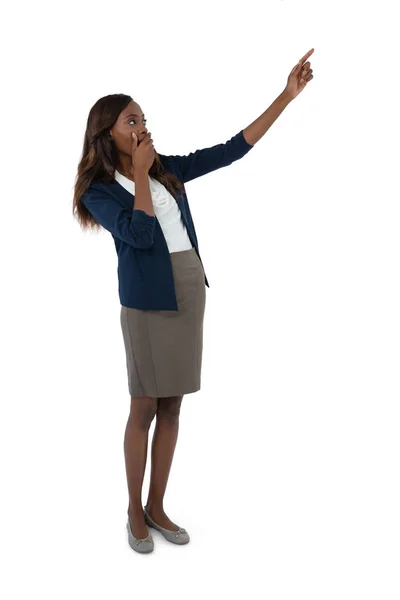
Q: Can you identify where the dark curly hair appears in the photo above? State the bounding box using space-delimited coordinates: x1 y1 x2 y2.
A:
72 93 185 231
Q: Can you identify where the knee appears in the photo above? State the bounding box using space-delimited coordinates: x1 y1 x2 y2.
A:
129 396 158 430
157 395 183 424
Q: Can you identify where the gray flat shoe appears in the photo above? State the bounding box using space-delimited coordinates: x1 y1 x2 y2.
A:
126 518 154 554
144 507 190 545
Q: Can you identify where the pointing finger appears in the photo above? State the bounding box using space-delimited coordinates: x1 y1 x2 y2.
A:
297 48 314 66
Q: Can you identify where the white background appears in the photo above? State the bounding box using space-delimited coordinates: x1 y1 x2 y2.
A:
1 0 399 598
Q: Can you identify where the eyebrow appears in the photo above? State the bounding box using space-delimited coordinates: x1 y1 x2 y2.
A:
125 113 145 119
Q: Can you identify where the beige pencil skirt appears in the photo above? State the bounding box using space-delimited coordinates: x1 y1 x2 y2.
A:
120 247 206 398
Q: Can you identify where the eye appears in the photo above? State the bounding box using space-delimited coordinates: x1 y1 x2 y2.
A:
129 118 147 125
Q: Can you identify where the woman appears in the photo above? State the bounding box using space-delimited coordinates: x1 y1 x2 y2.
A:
72 49 314 554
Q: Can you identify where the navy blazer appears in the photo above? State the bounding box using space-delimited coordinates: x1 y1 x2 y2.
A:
82 129 254 310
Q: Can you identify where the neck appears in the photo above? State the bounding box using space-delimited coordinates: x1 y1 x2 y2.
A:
116 155 135 181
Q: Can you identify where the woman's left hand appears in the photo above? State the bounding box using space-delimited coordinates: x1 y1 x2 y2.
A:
284 48 314 100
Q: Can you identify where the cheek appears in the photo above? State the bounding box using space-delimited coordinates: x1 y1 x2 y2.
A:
124 133 136 150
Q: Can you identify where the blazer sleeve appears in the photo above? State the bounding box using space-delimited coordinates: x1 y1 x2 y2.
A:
164 129 254 183
82 189 156 248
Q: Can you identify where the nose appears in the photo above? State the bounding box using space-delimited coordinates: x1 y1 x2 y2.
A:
139 128 150 143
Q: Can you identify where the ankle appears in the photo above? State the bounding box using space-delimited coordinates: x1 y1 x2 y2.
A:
127 501 143 517
145 501 164 515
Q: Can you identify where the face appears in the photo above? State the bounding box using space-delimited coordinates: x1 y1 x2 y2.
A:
109 101 149 156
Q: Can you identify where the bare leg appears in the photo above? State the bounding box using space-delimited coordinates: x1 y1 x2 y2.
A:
124 395 158 539
144 395 183 530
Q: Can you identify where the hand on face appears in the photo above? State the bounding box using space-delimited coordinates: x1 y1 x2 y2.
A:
131 131 155 172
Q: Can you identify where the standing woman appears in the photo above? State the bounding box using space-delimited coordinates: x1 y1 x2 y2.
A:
72 49 314 554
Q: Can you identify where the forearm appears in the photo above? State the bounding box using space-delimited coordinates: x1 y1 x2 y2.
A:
133 168 154 217
243 90 293 146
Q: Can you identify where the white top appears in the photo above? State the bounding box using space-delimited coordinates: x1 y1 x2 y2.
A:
114 170 193 253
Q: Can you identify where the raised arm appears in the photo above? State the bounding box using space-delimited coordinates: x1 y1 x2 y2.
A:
163 129 254 184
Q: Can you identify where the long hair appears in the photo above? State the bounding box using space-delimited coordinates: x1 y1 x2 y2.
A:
72 94 185 231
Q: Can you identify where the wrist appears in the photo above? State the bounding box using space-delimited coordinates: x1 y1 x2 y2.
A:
281 88 294 103
132 166 149 177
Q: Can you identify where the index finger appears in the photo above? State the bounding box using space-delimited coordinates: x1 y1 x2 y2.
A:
297 48 314 65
